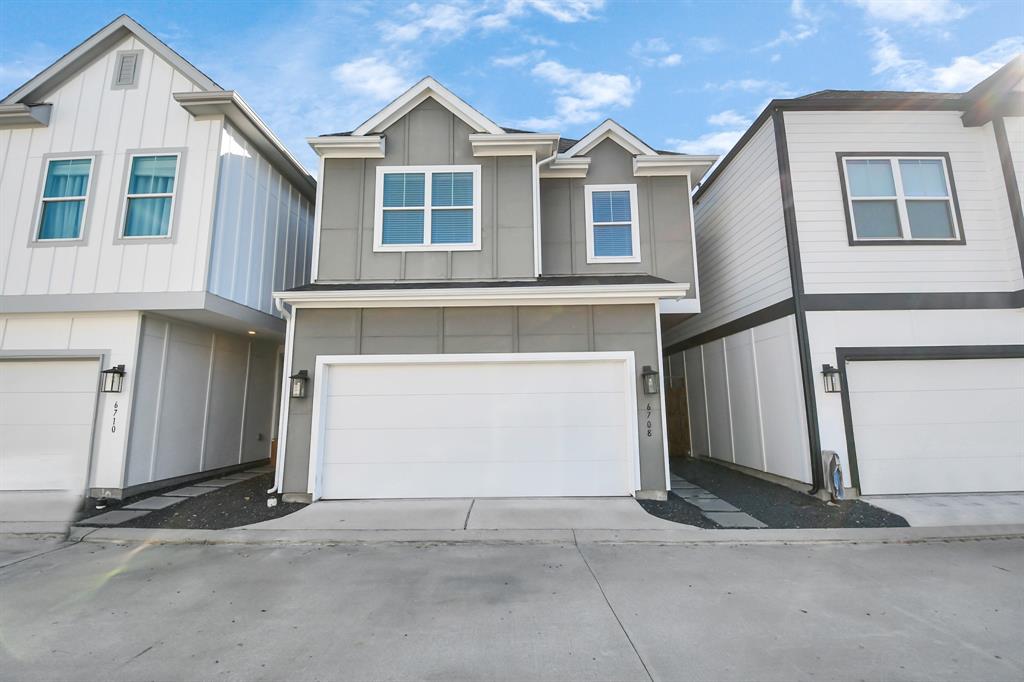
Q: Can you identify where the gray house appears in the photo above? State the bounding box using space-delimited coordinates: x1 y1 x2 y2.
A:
271 78 716 502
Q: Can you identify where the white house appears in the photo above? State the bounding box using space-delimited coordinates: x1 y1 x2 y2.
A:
663 57 1024 497
0 16 315 505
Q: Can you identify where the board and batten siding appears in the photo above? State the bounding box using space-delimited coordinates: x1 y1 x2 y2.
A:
672 314 812 484
663 120 791 345
540 139 696 288
785 110 1024 294
124 315 277 488
0 35 221 298
316 98 535 282
207 122 314 316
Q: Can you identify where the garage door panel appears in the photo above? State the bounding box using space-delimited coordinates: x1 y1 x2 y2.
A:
0 360 98 392
1 392 96 426
316 355 636 499
849 357 1024 495
322 425 627 465
324 393 624 430
322 460 629 499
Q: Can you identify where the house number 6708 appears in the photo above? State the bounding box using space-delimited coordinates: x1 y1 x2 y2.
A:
645 402 653 438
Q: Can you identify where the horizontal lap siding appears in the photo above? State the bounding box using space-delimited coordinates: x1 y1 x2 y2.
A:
785 110 1023 293
666 120 791 343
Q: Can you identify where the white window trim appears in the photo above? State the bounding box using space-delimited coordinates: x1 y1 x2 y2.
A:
584 183 642 264
118 151 181 240
373 164 481 252
842 155 961 242
33 154 96 243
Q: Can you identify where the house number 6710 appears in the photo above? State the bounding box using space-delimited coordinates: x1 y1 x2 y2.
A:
111 401 119 433
645 402 653 438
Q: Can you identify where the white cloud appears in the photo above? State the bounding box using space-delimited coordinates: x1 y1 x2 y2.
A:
707 110 752 127
380 2 476 43
849 0 969 25
333 56 413 101
526 60 637 127
870 30 1023 90
770 53 782 63
631 38 683 67
666 130 744 155
705 78 789 93
760 0 821 49
690 36 724 53
480 0 605 29
492 50 545 67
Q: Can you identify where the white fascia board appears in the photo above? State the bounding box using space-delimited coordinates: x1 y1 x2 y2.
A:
540 157 592 178
469 133 559 157
352 76 504 136
274 282 690 309
174 90 316 200
308 135 386 159
0 103 51 128
658 298 700 314
562 120 657 157
633 155 718 178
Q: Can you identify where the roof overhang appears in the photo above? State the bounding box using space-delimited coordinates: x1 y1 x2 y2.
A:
468 133 559 157
561 120 657 157
308 135 386 159
633 154 718 179
352 76 505 136
0 103 52 129
961 54 1024 126
540 157 592 178
274 282 690 309
174 90 316 201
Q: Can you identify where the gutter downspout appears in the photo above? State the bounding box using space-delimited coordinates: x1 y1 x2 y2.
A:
533 142 560 278
268 296 294 495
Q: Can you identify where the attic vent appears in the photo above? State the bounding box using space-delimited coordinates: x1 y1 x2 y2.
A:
112 50 142 89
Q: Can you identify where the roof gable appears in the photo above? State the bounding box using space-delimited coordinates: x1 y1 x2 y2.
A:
351 77 504 136
2 14 219 104
560 119 657 157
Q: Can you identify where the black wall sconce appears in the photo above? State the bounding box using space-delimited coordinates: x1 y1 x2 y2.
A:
289 369 309 399
821 364 842 393
99 364 126 393
641 365 660 395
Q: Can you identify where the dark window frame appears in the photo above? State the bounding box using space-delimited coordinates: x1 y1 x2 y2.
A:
836 151 966 246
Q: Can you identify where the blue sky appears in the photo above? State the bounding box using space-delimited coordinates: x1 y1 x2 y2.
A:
1 0 1021 172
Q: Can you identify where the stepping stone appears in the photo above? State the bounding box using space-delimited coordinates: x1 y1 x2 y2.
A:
123 496 182 510
219 473 257 481
671 480 701 490
84 510 150 525
688 497 740 512
672 488 716 499
164 486 215 497
704 511 767 529
193 479 236 488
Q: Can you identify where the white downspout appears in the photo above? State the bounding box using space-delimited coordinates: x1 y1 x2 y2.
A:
268 296 294 494
533 142 560 278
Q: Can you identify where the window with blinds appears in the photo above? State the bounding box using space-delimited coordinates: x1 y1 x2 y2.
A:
36 157 94 240
375 166 480 250
585 184 641 263
121 154 179 238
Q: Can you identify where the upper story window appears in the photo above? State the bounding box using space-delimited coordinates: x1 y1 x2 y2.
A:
373 165 481 251
36 157 93 241
838 154 963 245
121 154 179 238
585 184 641 263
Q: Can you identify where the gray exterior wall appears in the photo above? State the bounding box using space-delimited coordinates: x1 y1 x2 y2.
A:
540 139 695 291
283 303 666 494
317 98 536 282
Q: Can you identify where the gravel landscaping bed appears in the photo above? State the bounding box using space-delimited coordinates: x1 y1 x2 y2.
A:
664 457 909 529
637 496 721 529
76 472 307 529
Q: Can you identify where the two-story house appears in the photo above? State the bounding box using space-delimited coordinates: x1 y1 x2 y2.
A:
0 16 315 510
271 78 716 502
663 57 1024 497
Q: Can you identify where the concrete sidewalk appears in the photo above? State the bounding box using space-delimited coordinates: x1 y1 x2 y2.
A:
0 491 81 536
863 493 1024 526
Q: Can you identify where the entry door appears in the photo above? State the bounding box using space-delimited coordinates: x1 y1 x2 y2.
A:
0 359 100 491
313 354 638 499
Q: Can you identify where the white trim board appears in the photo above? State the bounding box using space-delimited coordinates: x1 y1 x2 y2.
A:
352 77 504 137
584 184 642 264
306 351 641 501
561 120 657 157
372 165 482 252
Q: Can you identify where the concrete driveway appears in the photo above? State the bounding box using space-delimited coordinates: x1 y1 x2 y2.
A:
864 493 1024 526
245 497 685 531
0 535 1021 681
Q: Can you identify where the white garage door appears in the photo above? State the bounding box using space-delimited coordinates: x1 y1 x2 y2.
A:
847 357 1024 495
313 354 638 499
0 359 99 491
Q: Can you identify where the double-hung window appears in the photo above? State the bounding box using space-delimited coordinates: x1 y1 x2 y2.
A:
121 153 179 238
839 154 962 244
36 157 93 241
585 184 641 263
374 165 480 251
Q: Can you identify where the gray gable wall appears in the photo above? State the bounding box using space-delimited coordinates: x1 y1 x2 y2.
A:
317 98 535 281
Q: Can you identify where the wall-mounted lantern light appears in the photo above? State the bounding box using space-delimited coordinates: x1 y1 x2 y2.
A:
100 364 126 393
289 369 310 399
641 365 660 395
821 364 842 394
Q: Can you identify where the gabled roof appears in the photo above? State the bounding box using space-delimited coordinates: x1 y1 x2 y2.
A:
351 76 505 136
559 119 658 157
2 14 219 104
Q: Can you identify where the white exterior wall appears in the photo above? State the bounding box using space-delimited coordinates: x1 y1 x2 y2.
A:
1004 115 1024 211
664 120 791 345
674 315 812 484
207 122 314 316
0 312 142 491
0 35 222 298
124 315 277 489
807 307 1024 487
785 110 1024 294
